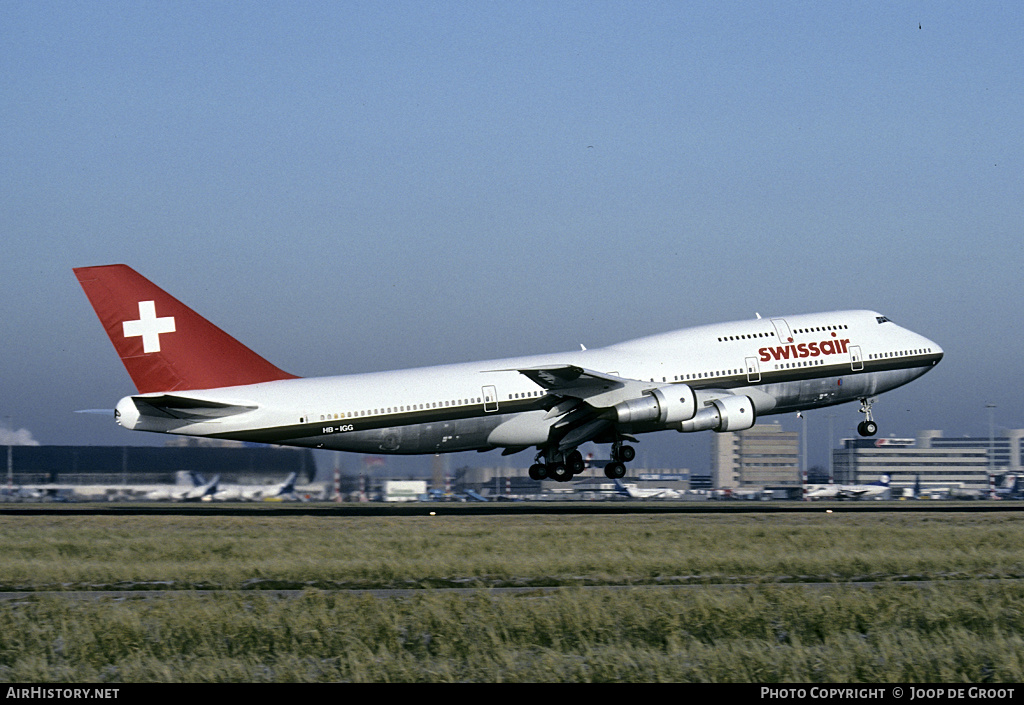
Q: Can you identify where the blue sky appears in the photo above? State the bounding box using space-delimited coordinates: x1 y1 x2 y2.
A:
2 2 1022 474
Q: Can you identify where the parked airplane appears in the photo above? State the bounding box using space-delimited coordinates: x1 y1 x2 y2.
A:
2 485 48 500
142 486 182 501
612 479 683 499
75 265 943 482
710 487 763 500
145 472 220 501
805 475 891 500
994 474 1022 499
211 472 298 501
6 469 228 502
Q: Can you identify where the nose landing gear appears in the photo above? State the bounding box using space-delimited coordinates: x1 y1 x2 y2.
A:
858 398 878 437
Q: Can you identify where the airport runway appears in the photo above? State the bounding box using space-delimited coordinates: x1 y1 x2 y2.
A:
2 500 1023 517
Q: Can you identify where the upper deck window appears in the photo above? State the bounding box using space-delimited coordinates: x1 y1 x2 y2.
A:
876 316 891 324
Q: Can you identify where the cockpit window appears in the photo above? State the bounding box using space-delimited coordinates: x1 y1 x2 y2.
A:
876 316 891 324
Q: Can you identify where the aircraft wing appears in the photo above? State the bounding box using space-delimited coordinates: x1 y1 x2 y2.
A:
492 364 711 451
492 364 668 450
512 365 622 391
499 364 658 408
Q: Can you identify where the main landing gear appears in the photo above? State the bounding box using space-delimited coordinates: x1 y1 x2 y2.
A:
527 442 637 482
603 440 635 480
857 397 878 437
529 448 587 482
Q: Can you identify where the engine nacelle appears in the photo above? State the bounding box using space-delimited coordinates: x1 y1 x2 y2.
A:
613 385 697 426
677 394 756 433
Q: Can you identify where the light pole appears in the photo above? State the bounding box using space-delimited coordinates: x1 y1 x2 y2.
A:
987 403 997 481
799 412 807 487
4 416 12 496
827 412 835 482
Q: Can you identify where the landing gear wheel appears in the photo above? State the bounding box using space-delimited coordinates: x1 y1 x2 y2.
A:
604 462 626 480
617 445 636 463
858 421 878 437
549 463 571 482
567 450 585 475
528 463 547 481
857 398 878 437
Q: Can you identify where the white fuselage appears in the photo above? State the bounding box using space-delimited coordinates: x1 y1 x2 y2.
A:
115 310 942 455
806 480 890 500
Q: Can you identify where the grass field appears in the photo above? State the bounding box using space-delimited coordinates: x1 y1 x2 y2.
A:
1 511 1023 682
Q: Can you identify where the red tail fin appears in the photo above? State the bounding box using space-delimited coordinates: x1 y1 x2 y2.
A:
74 264 299 393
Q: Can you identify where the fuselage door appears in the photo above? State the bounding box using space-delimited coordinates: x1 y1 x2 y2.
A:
745 357 761 383
849 345 864 371
770 318 794 345
482 385 499 412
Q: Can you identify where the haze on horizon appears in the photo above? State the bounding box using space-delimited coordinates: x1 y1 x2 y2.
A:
3 2 1022 475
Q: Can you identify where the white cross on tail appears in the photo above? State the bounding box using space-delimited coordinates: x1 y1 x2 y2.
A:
123 301 175 353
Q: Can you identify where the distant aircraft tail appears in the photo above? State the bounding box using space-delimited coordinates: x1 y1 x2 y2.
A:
612 479 632 497
74 264 298 394
280 472 298 494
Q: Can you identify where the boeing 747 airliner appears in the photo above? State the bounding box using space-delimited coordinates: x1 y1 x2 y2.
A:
75 265 943 481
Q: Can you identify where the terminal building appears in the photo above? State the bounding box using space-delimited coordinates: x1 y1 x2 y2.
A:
832 430 1024 497
711 422 800 490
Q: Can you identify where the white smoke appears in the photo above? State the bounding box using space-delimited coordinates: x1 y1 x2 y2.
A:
0 426 40 446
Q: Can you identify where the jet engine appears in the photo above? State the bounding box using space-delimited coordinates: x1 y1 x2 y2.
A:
613 385 697 426
677 394 756 433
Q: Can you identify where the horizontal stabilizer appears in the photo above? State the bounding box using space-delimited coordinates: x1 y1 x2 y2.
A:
132 394 257 421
